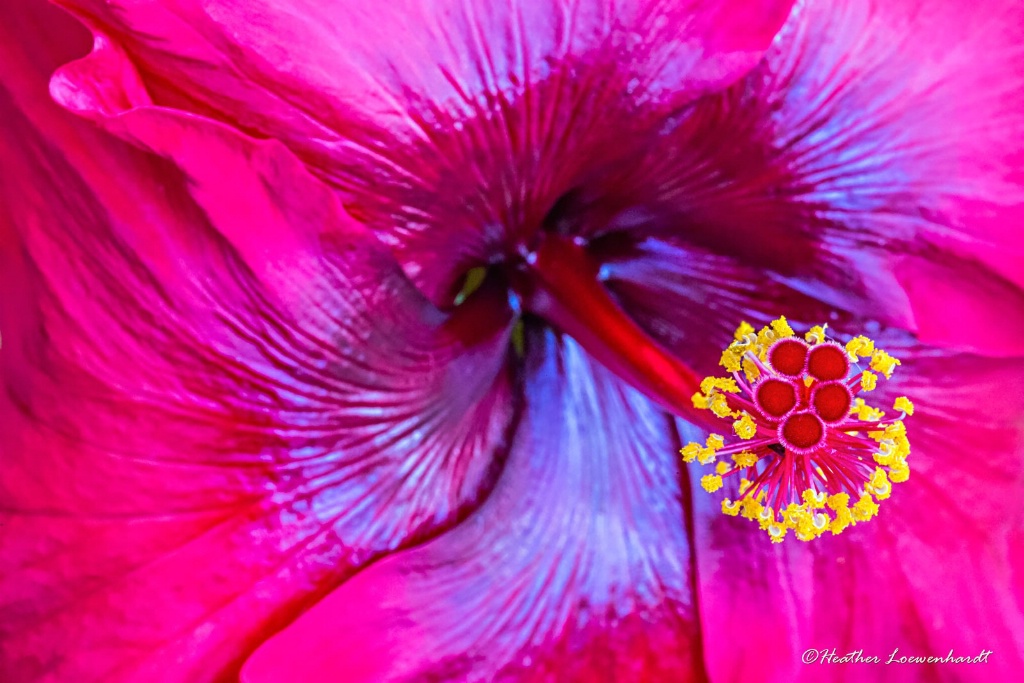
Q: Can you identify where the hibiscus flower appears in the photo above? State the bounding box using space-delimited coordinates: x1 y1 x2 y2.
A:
2 0 1022 681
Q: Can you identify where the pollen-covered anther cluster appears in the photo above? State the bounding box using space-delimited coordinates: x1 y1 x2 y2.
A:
681 318 913 543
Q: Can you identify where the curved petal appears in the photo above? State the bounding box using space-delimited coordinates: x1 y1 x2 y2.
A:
585 0 1024 356
590 235 882 374
51 0 794 302
241 330 704 683
686 340 1024 682
0 5 514 681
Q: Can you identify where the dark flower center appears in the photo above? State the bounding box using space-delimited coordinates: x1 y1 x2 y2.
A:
447 223 710 426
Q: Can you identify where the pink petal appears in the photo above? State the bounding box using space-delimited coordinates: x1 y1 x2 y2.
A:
688 341 1024 682
51 0 793 302
586 0 1024 356
241 332 703 683
52 0 794 155
0 5 514 681
591 235 888 372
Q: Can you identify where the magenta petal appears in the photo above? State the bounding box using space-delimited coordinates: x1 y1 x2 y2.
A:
51 0 794 302
593 236 880 372
591 0 1024 355
690 345 1024 682
892 253 1024 357
0 6 514 681
52 0 794 166
241 331 703 683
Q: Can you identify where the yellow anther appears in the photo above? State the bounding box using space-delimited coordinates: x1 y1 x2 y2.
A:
740 497 763 520
873 441 897 466
812 512 829 530
886 420 908 438
733 451 759 468
720 348 742 373
692 392 710 410
710 393 735 418
771 316 795 338
715 461 731 475
733 413 757 439
701 376 740 394
871 425 910 472
894 396 915 415
851 398 885 421
738 478 754 496
871 420 907 442
767 523 788 543
741 356 761 382
795 510 829 541
679 442 702 463
782 503 807 527
734 321 755 341
721 323 758 373
845 335 876 360
826 493 851 511
860 371 878 391
756 326 779 352
851 493 879 521
830 506 854 534
681 432 733 466
722 499 742 516
889 459 910 483
701 474 724 493
867 469 892 500
802 490 827 509
805 324 828 344
870 349 901 379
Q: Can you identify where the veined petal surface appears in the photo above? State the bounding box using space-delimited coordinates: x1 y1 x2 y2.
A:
241 331 704 683
1 4 514 681
51 0 794 301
